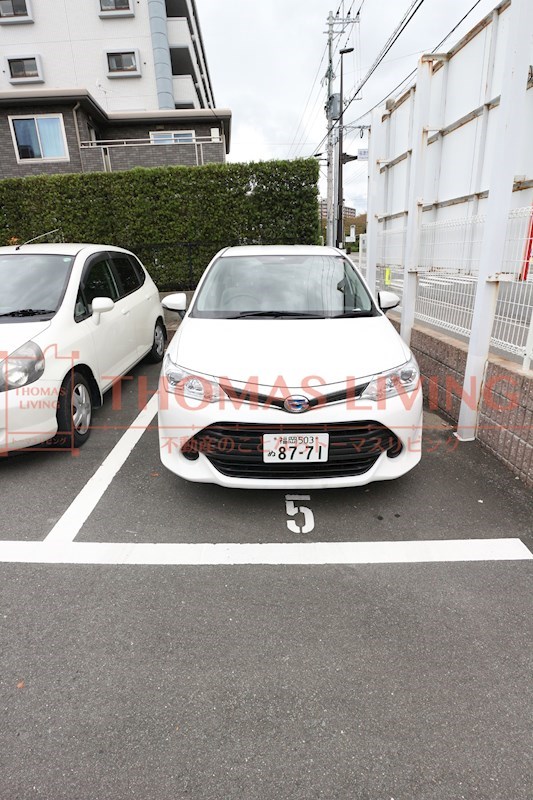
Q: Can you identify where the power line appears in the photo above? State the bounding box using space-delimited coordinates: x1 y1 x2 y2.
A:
287 43 329 159
343 0 428 113
311 0 428 157
343 0 486 130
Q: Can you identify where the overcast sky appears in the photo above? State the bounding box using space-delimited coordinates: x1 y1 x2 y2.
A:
199 0 498 211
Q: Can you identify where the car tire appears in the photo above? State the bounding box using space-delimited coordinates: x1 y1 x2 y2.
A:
53 371 93 449
146 319 166 363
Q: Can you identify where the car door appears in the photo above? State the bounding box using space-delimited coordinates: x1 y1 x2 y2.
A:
109 252 153 359
76 253 133 389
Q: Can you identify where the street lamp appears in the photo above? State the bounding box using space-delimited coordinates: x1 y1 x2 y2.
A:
336 47 354 249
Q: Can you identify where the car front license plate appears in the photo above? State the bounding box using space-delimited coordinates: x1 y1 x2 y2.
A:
263 433 329 463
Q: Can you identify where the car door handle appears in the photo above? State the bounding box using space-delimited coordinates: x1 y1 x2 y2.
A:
121 309 130 316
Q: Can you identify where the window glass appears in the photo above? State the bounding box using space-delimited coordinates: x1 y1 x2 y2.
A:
9 57 37 78
74 290 89 321
83 258 119 309
100 0 129 8
13 118 41 158
108 52 136 72
192 254 376 319
12 116 67 160
0 0 28 17
0 254 73 320
150 131 194 144
112 255 142 296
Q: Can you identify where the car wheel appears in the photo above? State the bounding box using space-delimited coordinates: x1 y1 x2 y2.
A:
146 319 166 363
54 371 93 449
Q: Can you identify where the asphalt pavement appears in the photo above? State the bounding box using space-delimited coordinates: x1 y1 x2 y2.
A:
0 359 531 800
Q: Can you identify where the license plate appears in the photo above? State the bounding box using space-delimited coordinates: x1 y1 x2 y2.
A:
262 433 329 463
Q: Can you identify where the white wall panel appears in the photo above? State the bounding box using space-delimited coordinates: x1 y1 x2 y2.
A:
369 2 532 236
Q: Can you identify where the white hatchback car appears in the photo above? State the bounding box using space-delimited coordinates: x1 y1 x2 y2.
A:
0 243 165 452
158 245 422 489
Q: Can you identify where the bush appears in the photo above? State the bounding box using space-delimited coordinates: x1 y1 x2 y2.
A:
0 160 320 288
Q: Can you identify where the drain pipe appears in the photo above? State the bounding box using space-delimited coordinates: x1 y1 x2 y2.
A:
148 0 174 110
72 102 85 172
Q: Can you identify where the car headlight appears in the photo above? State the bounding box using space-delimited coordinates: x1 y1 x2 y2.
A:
0 341 45 393
361 356 420 402
163 353 222 403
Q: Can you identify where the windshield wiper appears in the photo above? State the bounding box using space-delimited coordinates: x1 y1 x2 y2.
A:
331 310 376 318
226 310 325 319
0 308 56 318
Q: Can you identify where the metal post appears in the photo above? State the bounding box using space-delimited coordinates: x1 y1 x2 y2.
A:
365 107 385 295
400 57 433 345
523 313 533 372
336 47 354 249
456 0 533 440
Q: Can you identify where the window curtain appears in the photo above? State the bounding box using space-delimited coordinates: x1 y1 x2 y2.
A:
37 118 65 158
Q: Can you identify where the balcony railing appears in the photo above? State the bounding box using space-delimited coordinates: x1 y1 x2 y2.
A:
79 134 225 170
80 134 222 149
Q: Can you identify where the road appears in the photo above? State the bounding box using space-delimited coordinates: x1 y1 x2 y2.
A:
1 360 532 800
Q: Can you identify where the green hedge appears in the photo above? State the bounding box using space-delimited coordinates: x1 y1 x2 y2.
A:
0 160 320 288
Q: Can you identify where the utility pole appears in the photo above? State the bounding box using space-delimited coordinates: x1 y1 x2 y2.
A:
324 9 356 246
325 12 336 247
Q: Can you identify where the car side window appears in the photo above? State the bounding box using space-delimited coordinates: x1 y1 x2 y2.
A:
83 257 119 310
74 290 90 322
111 254 143 298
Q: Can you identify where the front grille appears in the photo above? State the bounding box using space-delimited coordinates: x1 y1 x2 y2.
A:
221 382 369 411
185 422 402 479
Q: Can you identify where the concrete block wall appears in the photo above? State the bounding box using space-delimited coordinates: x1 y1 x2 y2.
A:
395 319 533 488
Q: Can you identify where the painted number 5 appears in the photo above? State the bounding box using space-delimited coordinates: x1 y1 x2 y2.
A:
285 494 315 534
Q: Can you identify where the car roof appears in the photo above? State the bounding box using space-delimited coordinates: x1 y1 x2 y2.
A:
219 245 343 257
0 243 131 256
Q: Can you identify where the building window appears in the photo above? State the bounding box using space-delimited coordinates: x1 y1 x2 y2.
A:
107 50 141 77
100 0 130 9
0 0 32 22
98 0 133 17
9 115 69 162
9 57 37 78
6 54 43 83
150 131 194 145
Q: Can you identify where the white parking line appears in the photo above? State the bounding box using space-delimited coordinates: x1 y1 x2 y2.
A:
1 538 531 565
44 394 159 544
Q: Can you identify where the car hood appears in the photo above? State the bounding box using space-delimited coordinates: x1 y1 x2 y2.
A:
170 316 410 388
0 321 52 358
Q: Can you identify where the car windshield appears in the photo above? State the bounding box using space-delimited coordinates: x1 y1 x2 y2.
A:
191 254 377 319
0 253 74 322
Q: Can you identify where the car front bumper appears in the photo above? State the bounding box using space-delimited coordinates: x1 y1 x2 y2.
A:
158 388 423 489
0 381 60 453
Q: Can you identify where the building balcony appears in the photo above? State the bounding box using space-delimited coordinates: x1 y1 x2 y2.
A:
79 134 226 172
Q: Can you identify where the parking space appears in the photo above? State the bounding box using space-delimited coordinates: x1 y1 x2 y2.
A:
2 359 532 550
1 360 532 799
73 412 533 548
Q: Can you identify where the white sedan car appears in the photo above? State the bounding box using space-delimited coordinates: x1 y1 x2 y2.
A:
0 243 165 452
158 245 422 489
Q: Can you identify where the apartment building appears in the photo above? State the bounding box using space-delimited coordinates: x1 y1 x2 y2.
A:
0 0 231 177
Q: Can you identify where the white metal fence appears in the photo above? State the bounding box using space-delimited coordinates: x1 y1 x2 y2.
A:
370 207 533 365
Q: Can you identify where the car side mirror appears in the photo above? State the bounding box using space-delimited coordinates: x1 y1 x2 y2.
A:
91 296 115 325
162 292 188 319
378 291 400 311
162 292 187 313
